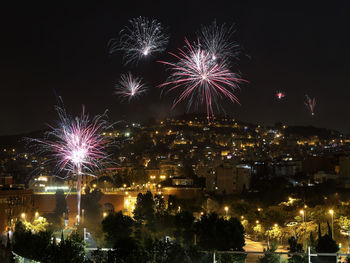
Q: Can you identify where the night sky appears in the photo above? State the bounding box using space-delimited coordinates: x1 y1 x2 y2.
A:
1 1 349 136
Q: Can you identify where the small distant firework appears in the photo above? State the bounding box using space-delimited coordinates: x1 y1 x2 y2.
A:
109 16 169 64
115 72 147 101
305 95 316 115
158 38 245 120
33 103 109 223
197 20 240 62
276 91 286 100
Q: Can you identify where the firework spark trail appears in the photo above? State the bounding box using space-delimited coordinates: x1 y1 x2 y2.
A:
276 91 286 99
109 16 169 64
305 95 316 116
197 20 240 63
158 38 245 120
115 72 147 101
33 103 110 223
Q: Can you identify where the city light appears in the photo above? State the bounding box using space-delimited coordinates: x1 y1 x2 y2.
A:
224 206 229 218
45 186 69 192
1 5 349 262
329 209 334 238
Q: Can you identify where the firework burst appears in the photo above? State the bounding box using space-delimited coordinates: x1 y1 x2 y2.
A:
115 72 147 101
158 38 245 120
33 103 110 223
197 20 240 62
109 16 169 64
305 95 316 116
276 91 286 100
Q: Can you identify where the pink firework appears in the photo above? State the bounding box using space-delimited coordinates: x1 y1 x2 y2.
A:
115 72 147 102
158 38 245 120
305 95 316 116
34 104 109 223
276 91 286 99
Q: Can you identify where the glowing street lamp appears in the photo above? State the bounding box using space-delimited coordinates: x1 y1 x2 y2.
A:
21 213 26 220
329 209 334 238
103 212 107 218
224 206 229 218
300 209 305 222
35 212 39 218
300 209 307 239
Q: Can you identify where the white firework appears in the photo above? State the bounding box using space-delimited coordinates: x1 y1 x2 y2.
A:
109 16 169 64
115 72 147 101
197 20 240 63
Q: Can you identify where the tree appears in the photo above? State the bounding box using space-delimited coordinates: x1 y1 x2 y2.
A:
55 189 67 216
81 187 104 244
82 187 103 222
174 211 195 246
258 243 281 263
12 221 53 262
315 224 338 253
339 216 350 233
167 195 178 212
241 219 249 230
254 223 265 239
133 191 155 228
265 225 282 241
308 232 316 252
54 232 86 263
288 237 307 263
195 212 245 251
89 248 108 263
151 240 208 263
12 222 87 262
154 194 166 214
102 211 134 248
23 216 49 233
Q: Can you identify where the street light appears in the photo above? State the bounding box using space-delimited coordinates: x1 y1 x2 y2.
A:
300 209 307 240
329 209 334 238
256 220 259 224
21 213 25 220
103 212 107 218
35 212 39 218
224 206 228 218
